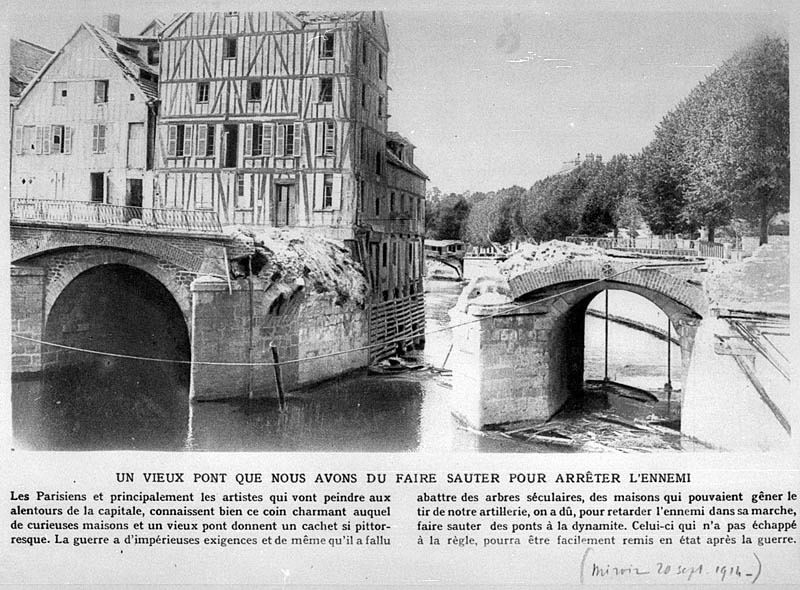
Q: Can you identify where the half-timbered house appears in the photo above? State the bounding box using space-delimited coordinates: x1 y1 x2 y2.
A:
11 15 160 209
156 11 427 358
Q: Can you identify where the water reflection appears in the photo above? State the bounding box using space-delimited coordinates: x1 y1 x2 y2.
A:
12 279 686 452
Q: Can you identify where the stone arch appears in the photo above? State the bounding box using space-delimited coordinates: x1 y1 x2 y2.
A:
509 259 706 317
21 246 193 331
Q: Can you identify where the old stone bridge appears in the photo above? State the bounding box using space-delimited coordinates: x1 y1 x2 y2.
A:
11 213 233 369
10 198 375 402
449 256 707 428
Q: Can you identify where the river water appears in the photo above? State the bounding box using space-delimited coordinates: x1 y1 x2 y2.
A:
12 280 687 452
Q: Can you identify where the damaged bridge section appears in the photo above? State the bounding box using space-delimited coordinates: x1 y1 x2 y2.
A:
190 229 372 400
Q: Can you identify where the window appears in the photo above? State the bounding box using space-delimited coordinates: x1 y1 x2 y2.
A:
206 125 215 157
223 37 237 59
92 124 106 153
322 174 333 208
248 80 262 102
197 82 209 103
378 53 385 80
381 242 387 267
361 83 366 107
246 123 265 156
323 121 335 156
53 82 67 105
375 195 380 217
319 77 333 103
51 125 63 153
279 122 302 157
197 124 215 157
360 128 366 161
375 150 382 175
167 124 193 157
284 124 295 156
320 31 334 59
362 40 368 65
378 95 384 117
94 80 109 103
390 192 395 213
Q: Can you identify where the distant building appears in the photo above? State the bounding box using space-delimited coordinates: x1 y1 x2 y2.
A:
555 152 602 176
10 38 54 105
11 15 160 206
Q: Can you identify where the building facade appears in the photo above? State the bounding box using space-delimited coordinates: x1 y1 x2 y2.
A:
156 11 427 356
11 16 160 208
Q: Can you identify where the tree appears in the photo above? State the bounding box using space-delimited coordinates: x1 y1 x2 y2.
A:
429 193 470 240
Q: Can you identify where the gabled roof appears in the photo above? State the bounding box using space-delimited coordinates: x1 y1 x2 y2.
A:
139 18 166 37
84 23 159 102
387 131 416 148
10 38 53 99
386 149 429 181
17 23 160 107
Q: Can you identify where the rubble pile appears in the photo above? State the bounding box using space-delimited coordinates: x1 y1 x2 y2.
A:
498 240 604 277
227 228 369 306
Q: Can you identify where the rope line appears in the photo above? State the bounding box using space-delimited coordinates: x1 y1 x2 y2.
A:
11 264 650 368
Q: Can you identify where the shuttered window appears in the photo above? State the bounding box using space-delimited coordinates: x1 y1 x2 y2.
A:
14 126 23 155
167 125 177 156
42 125 51 154
197 124 207 156
275 124 285 157
293 122 303 157
244 123 253 156
64 127 72 154
323 121 335 156
92 124 106 153
183 125 193 156
262 124 274 156
35 126 43 154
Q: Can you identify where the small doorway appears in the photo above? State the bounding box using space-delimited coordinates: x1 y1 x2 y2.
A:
273 183 294 227
90 172 105 203
126 179 143 220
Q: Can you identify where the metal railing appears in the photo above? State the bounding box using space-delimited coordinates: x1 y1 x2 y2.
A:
566 235 735 259
10 198 223 234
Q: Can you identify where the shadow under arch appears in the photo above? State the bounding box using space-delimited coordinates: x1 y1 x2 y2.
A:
15 264 192 450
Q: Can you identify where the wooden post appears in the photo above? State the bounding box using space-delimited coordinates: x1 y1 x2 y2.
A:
247 255 254 399
271 344 286 411
441 343 453 369
665 319 673 406
603 290 609 382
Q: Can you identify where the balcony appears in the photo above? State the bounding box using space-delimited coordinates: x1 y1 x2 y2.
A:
10 198 223 235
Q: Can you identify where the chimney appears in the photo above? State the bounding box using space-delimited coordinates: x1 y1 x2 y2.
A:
102 14 120 34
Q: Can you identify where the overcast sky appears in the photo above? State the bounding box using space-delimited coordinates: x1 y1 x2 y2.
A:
7 1 789 194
